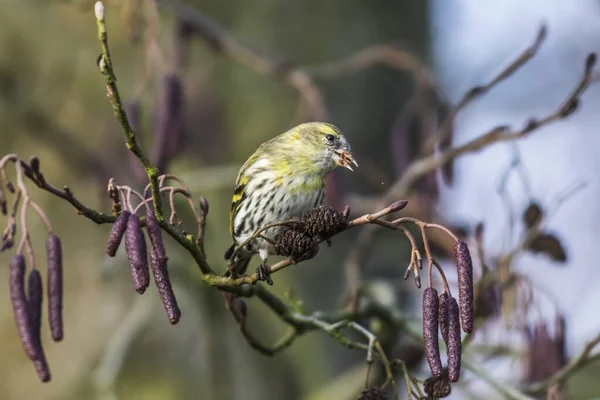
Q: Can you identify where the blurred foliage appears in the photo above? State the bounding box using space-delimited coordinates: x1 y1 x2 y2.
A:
0 0 429 399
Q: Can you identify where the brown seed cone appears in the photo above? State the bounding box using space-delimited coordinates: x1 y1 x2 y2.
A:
28 270 51 382
439 293 450 345
424 375 452 398
454 241 474 333
301 206 347 239
447 297 462 382
146 207 181 324
423 287 442 377
274 228 316 260
106 210 131 257
124 214 150 294
46 234 63 342
357 387 387 400
10 255 37 360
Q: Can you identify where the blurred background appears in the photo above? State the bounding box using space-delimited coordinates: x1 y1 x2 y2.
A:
1 0 600 399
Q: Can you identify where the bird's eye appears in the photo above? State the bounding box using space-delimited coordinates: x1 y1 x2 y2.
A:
325 134 335 141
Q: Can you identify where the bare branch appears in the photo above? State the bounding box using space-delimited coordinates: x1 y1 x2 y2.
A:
95 4 164 221
425 24 548 153
344 50 597 295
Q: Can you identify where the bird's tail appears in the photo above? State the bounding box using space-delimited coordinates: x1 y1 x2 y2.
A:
224 243 252 277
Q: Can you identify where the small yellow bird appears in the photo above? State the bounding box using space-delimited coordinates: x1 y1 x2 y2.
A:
224 122 357 284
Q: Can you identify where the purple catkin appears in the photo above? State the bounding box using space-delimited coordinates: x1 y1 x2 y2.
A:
153 73 184 171
146 208 180 324
107 210 131 257
149 251 181 324
46 234 63 342
454 241 474 333
28 270 43 339
423 287 442 377
438 293 450 345
33 358 51 383
9 255 37 360
28 269 51 382
124 213 150 294
145 208 166 259
447 297 462 382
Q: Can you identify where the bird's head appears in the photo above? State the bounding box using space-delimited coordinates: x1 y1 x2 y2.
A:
291 122 357 175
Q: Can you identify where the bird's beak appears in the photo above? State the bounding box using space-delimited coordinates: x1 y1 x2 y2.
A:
334 150 358 171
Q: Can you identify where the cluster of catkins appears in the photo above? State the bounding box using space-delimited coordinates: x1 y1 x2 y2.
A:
8 235 63 382
422 241 473 383
107 206 181 324
274 206 348 259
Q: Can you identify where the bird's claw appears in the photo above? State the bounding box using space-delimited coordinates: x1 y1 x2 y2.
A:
256 264 273 286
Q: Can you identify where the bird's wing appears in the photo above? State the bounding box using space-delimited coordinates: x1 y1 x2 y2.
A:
229 150 263 237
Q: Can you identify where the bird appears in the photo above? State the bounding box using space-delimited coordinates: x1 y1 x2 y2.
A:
224 122 357 284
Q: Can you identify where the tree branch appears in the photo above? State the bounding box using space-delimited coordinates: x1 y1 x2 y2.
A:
424 24 548 153
95 3 164 222
344 50 597 295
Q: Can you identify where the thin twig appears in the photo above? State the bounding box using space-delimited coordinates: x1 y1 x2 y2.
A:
307 44 433 87
95 2 164 221
94 3 214 275
398 360 414 400
290 315 398 397
425 24 548 152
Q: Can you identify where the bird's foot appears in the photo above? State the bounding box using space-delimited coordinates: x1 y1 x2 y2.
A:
256 264 273 286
